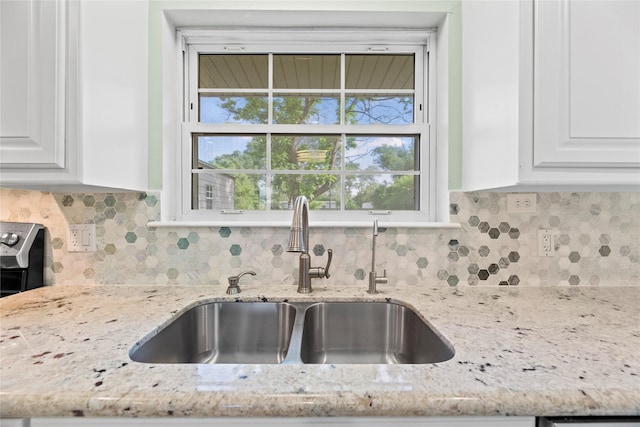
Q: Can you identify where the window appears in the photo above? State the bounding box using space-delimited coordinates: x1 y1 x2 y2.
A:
180 30 435 224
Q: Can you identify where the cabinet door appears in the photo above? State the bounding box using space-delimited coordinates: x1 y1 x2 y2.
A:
534 0 640 168
0 0 66 168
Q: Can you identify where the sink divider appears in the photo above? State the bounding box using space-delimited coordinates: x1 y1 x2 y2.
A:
281 303 310 365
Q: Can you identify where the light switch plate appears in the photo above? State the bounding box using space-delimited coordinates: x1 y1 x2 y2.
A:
68 224 96 252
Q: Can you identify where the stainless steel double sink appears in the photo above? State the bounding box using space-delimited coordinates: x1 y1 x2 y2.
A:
129 301 455 365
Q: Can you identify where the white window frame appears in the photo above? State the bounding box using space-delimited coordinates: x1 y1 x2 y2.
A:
176 29 438 227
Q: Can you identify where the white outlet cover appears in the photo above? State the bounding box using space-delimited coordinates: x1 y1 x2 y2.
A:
68 224 96 252
537 229 554 257
507 194 537 213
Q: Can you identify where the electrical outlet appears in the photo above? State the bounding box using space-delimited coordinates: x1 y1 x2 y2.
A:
68 224 96 252
507 194 537 213
538 229 554 257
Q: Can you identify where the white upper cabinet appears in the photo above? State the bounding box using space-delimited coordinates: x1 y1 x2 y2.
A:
534 0 640 168
0 0 66 169
462 0 640 191
0 0 148 192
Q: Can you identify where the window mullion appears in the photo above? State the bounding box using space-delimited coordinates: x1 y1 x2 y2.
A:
268 53 274 125
340 53 346 126
266 133 272 212
341 133 346 212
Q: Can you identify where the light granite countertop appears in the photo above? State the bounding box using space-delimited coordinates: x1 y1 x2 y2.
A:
0 284 639 418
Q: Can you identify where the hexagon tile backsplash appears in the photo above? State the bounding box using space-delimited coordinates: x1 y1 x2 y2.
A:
0 188 638 287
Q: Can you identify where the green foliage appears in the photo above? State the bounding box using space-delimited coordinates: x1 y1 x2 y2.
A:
373 145 414 171
214 95 417 210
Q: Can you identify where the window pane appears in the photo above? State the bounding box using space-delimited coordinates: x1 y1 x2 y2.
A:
274 55 340 89
199 55 268 89
272 135 341 170
345 174 419 210
345 136 417 172
345 95 414 125
192 173 266 210
195 135 266 169
271 174 341 210
199 95 268 124
273 95 339 125
345 54 414 90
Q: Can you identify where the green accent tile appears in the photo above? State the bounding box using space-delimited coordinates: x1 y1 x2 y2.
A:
104 195 116 207
125 232 137 244
52 238 64 249
508 227 520 239
104 208 116 219
177 238 190 249
488 263 499 275
104 244 116 255
354 269 366 280
187 232 199 244
83 195 96 207
219 227 232 238
167 268 179 280
498 257 510 269
61 195 74 207
478 246 490 257
145 195 158 207
416 257 428 269
240 227 252 237
313 244 325 256
569 251 581 263
498 222 510 233
230 244 242 256
83 268 95 279
467 263 479 274
114 201 127 213
271 244 283 256
447 275 459 286
395 245 408 256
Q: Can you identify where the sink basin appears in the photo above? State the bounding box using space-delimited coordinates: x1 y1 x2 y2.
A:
130 300 454 365
129 302 296 364
300 302 454 364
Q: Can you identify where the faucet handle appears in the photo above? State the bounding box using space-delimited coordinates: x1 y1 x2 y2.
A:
324 249 333 279
309 249 333 279
226 270 256 294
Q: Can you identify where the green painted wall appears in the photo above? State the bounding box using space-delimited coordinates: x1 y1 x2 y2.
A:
147 0 462 190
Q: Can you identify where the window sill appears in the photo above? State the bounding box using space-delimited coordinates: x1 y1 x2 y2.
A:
147 220 462 229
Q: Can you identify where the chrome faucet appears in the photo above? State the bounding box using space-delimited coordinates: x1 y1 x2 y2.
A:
286 195 333 293
368 218 387 294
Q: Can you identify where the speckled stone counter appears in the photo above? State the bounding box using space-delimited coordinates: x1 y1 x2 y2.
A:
1 284 639 418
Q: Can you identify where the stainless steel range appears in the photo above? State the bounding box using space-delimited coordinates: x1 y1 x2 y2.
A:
0 222 45 298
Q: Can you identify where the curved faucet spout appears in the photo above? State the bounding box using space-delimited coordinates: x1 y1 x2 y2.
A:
285 195 332 294
287 195 309 254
